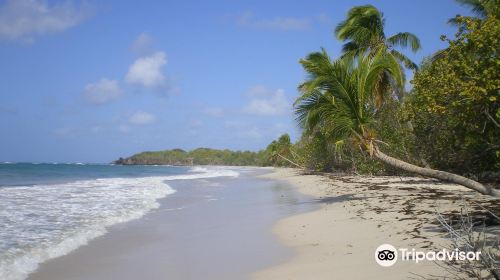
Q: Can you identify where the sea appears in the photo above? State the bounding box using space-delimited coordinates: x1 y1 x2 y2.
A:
0 162 239 280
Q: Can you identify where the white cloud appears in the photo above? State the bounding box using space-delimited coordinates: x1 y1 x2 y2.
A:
223 121 263 139
131 32 153 55
125 51 167 88
83 79 121 104
0 0 89 41
241 126 262 139
224 120 242 129
236 12 310 31
129 111 156 125
242 86 290 116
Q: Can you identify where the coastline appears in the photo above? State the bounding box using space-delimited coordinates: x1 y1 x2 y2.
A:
27 167 316 280
254 168 499 279
15 166 498 279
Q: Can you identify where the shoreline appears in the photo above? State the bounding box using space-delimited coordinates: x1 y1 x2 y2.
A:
254 168 499 279
16 166 498 279
27 167 316 280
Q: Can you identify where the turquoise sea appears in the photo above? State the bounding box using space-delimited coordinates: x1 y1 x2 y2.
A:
0 163 239 280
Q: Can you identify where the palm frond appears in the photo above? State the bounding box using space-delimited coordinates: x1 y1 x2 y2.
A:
295 49 406 152
335 5 385 46
387 32 421 52
390 49 418 71
454 0 488 18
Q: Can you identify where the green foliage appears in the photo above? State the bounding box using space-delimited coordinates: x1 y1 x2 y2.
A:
407 15 500 176
262 134 300 167
369 98 418 174
334 5 420 71
292 3 499 180
118 3 499 180
116 134 301 167
294 97 418 175
452 0 499 19
295 48 404 156
116 148 266 166
295 131 335 171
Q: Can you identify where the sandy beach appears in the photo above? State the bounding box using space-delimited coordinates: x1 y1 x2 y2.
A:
254 168 499 280
20 167 499 280
27 168 317 280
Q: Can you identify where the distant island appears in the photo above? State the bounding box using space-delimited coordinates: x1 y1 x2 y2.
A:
114 134 301 167
114 148 267 166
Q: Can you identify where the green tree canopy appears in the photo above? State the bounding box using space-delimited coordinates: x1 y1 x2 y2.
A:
335 5 421 70
407 15 500 176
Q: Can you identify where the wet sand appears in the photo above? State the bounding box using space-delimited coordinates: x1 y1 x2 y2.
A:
28 168 317 280
27 167 499 280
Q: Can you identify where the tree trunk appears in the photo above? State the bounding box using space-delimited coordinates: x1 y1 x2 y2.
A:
374 149 500 197
277 154 303 168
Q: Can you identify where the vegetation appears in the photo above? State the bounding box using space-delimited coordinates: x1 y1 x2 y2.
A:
115 148 267 166
335 5 421 71
263 134 303 168
407 15 499 178
292 3 499 196
117 1 499 196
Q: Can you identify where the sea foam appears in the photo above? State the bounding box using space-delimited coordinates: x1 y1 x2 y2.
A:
0 166 238 280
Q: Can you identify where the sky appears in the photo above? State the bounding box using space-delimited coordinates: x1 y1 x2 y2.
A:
0 0 472 163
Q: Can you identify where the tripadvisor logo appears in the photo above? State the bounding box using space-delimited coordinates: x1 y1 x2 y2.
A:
375 244 397 267
375 243 481 267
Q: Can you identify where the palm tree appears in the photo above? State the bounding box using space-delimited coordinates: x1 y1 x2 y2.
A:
451 0 499 21
295 49 499 197
267 134 303 168
335 5 421 71
432 0 498 61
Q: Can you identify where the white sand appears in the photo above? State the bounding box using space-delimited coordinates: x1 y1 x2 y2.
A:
254 168 498 279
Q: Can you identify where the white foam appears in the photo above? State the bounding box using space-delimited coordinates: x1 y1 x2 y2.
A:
189 166 209 173
0 176 174 280
175 167 239 180
0 167 239 280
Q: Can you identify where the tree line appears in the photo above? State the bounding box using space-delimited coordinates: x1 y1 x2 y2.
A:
273 0 499 196
116 0 499 197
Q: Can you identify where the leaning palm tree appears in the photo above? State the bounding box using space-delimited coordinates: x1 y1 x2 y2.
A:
267 134 303 168
295 49 499 197
335 5 421 71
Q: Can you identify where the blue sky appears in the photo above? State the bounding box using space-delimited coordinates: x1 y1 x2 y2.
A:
0 0 471 163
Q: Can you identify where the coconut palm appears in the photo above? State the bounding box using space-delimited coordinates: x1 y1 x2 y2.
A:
295 49 499 197
433 0 498 63
267 134 303 168
335 5 421 71
451 0 499 20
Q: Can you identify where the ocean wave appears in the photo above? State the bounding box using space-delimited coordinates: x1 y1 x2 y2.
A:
0 167 239 280
179 166 239 179
0 176 174 280
189 166 209 173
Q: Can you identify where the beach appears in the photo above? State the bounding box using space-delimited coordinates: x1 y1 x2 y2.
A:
3 0 498 279
25 167 317 280
5 165 497 279
255 168 499 279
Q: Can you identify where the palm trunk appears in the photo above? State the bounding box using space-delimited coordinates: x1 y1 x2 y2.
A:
277 154 303 168
374 149 500 197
